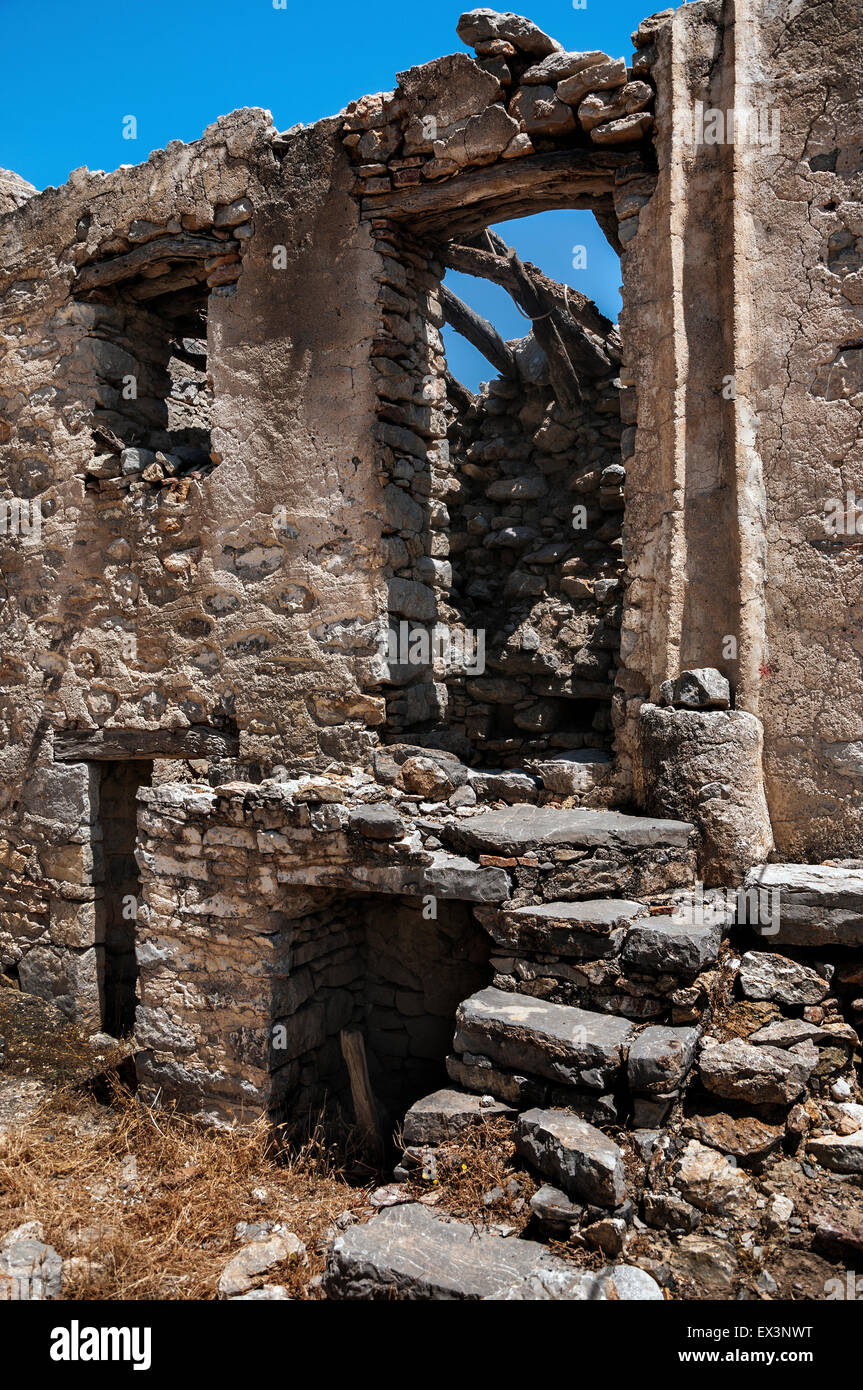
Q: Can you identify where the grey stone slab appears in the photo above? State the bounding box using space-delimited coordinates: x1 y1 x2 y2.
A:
402 1088 515 1145
621 915 722 978
743 863 863 945
516 1107 625 1205
323 1203 661 1300
347 804 405 840
444 805 694 856
304 851 510 902
699 1038 814 1106
445 1052 620 1123
491 898 648 960
529 1184 584 1231
453 987 633 1091
627 1025 700 1093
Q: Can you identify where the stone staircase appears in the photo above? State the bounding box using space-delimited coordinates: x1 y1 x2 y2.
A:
321 831 863 1299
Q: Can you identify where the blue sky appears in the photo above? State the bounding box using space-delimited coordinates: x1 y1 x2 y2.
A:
1 0 658 385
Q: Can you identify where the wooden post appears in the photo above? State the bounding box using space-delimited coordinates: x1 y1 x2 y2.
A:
340 1028 384 1156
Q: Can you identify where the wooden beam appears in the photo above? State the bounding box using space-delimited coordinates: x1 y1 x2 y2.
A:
439 240 614 375
440 283 516 378
361 149 627 236
54 726 239 762
74 236 235 293
340 1028 384 1156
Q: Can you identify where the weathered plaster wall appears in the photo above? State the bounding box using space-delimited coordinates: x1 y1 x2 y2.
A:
617 0 863 858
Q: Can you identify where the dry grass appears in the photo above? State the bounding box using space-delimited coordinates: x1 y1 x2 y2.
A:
0 1079 376 1300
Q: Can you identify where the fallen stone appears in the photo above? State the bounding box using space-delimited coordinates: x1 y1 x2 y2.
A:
585 1216 627 1256
400 754 468 797
230 1285 292 1300
323 1202 657 1300
529 1183 583 1233
807 1130 863 1173
682 1111 784 1160
515 1107 624 1205
660 668 730 709
535 749 612 796
671 1236 738 1296
403 1087 515 1145
749 1017 838 1047
672 1140 753 1218
699 1038 814 1106
454 987 633 1091
738 952 830 1007
0 1236 63 1300
469 769 542 803
643 1191 702 1232
812 1207 863 1260
627 1025 699 1094
218 1232 307 1298
621 916 721 978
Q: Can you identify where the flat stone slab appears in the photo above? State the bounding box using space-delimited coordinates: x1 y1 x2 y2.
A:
621 915 722 978
444 806 694 857
323 1204 661 1300
743 863 863 945
402 1088 515 1145
281 850 510 902
488 898 648 960
445 1053 619 1124
516 1108 625 1205
453 987 633 1091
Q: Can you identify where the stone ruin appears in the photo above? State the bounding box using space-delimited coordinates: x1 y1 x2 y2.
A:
2 1 863 1299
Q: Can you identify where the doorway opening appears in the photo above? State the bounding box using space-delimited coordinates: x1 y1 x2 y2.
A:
97 759 151 1035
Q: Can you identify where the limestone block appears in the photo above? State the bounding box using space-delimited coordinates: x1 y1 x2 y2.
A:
639 705 773 885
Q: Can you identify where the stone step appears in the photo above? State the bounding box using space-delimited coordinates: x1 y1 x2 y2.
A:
478 897 650 961
453 986 634 1092
443 805 697 899
402 1087 515 1146
742 863 863 945
445 1050 620 1123
322 1202 662 1300
621 913 723 979
445 805 695 856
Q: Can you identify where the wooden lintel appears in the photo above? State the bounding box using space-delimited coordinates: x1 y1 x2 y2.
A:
74 236 236 294
361 149 628 236
54 725 239 762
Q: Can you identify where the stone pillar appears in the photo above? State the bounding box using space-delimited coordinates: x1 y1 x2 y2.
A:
618 0 863 862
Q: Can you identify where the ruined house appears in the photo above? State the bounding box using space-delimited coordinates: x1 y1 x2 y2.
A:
1 0 863 1299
